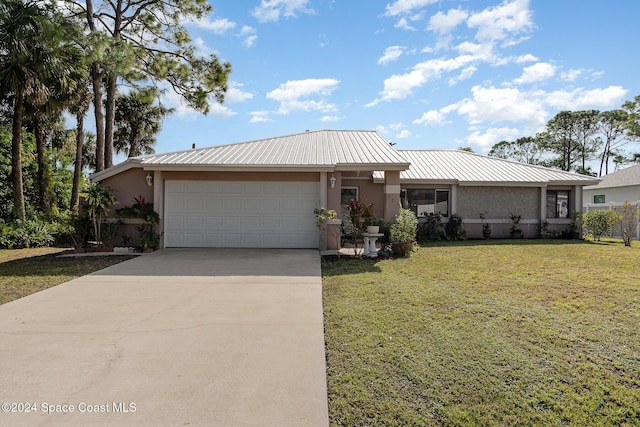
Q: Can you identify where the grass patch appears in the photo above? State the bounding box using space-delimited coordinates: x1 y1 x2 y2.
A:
323 240 640 426
0 248 134 305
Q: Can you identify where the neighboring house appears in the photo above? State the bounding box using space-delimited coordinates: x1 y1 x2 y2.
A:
91 130 600 249
583 163 640 205
583 163 640 240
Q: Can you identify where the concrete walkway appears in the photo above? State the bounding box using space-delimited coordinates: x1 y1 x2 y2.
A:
0 249 329 427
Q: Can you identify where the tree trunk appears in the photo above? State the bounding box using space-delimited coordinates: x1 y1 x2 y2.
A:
104 74 117 169
34 112 52 215
71 112 85 211
11 95 26 220
91 62 105 172
129 123 139 157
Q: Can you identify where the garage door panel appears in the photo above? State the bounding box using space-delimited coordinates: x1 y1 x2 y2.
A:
222 198 243 213
184 216 204 228
165 180 319 248
244 199 262 212
205 216 222 228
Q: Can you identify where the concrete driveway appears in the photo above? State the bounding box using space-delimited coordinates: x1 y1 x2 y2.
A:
0 249 329 427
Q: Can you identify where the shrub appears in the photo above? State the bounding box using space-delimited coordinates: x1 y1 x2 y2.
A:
445 213 466 240
390 209 418 244
619 201 639 247
0 219 54 249
583 210 619 241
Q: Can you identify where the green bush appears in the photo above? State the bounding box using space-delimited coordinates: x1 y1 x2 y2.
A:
0 219 54 249
390 209 418 244
583 210 619 241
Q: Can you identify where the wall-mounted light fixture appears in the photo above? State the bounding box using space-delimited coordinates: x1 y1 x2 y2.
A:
329 174 336 189
146 172 153 187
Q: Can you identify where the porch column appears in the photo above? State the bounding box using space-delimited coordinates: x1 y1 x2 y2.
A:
152 170 164 248
383 171 401 222
450 184 458 215
540 186 547 221
320 172 328 208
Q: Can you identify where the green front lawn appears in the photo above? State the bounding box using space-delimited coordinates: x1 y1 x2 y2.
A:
0 248 134 305
323 240 640 426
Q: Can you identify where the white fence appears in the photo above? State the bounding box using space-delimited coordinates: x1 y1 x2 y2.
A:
583 201 640 240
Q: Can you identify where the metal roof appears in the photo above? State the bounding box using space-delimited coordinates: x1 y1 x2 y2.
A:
136 129 409 171
373 150 601 186
584 163 640 190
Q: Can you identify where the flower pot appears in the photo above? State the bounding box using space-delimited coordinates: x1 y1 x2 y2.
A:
510 230 523 239
366 225 380 234
392 243 412 257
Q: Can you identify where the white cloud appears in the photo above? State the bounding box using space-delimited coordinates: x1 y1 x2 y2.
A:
394 17 415 30
414 109 445 125
239 26 257 47
428 7 469 34
252 0 314 23
464 127 521 149
515 53 538 63
224 82 253 103
429 85 627 136
560 69 581 82
190 17 236 35
544 86 627 110
321 115 341 122
378 46 405 65
514 62 556 84
193 37 214 56
397 130 413 139
385 0 438 16
368 54 476 105
250 111 271 123
267 78 340 114
467 0 533 44
456 85 547 125
448 65 477 85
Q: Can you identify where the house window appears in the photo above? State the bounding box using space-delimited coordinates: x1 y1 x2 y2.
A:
341 187 358 205
547 190 571 218
401 189 449 217
594 194 605 204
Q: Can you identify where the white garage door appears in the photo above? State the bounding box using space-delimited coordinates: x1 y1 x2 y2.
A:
164 180 319 248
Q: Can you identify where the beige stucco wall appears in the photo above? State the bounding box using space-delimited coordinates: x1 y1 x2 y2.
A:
457 186 540 219
457 186 541 238
99 168 154 214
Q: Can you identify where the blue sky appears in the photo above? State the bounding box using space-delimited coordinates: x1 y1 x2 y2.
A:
154 0 640 158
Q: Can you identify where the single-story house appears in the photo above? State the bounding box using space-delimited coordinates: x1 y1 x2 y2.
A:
583 163 640 205
91 129 600 249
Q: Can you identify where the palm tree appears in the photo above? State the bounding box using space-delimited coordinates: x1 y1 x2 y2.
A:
0 1 81 219
69 85 92 212
84 183 117 245
114 88 173 157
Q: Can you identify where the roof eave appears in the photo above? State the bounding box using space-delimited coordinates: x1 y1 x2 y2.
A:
90 159 142 183
336 163 410 172
142 164 335 173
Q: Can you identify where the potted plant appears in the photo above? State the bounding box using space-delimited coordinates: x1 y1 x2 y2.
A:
509 213 523 239
420 212 443 241
390 208 418 256
480 212 491 239
314 208 337 230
